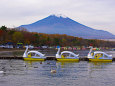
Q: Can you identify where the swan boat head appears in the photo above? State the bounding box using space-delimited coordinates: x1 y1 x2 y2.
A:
56 47 61 58
23 46 29 57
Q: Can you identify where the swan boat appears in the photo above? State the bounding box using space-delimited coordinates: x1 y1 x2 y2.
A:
88 47 112 62
23 46 46 61
56 47 79 62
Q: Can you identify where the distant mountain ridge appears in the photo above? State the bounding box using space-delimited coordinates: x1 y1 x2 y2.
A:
19 14 115 39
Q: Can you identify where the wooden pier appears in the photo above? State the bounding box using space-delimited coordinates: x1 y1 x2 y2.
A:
0 56 115 61
0 57 23 59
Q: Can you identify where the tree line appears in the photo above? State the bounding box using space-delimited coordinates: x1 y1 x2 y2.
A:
0 26 115 47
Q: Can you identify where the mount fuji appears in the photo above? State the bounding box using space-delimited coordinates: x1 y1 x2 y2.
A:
19 14 115 39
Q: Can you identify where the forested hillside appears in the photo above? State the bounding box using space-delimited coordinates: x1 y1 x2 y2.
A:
0 26 115 47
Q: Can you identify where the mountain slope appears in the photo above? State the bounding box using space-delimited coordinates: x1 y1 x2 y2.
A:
19 15 115 39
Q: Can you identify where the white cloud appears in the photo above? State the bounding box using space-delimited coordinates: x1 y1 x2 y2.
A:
0 0 115 34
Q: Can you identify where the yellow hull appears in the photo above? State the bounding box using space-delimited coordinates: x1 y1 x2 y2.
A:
24 58 45 61
89 59 112 62
57 58 79 62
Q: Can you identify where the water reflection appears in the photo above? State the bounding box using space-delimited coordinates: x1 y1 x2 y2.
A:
0 59 27 81
0 59 115 86
24 61 80 78
24 61 115 86
87 61 113 86
88 61 112 76
88 62 112 69
88 62 112 71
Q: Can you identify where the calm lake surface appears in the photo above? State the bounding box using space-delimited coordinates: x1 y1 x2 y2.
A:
0 60 115 86
0 50 115 86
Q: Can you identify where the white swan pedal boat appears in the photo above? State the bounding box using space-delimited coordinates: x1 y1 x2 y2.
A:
56 47 79 62
88 48 112 62
23 46 46 61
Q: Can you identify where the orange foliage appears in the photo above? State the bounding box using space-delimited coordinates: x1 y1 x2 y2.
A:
0 27 115 47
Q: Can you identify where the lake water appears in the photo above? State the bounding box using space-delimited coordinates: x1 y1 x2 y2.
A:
0 50 115 86
0 60 115 86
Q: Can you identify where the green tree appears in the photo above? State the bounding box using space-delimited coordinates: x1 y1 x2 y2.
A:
0 26 7 31
12 32 23 43
54 38 60 45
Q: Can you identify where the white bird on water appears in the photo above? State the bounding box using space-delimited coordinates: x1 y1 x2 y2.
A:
50 67 56 73
0 71 4 73
51 69 56 73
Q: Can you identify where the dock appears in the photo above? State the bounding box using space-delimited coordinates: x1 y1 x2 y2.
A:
0 56 114 61
0 57 23 59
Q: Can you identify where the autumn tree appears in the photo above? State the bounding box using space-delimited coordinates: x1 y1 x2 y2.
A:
0 26 115 47
12 32 24 43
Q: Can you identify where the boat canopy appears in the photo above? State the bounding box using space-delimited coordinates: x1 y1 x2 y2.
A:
27 51 45 58
61 51 79 58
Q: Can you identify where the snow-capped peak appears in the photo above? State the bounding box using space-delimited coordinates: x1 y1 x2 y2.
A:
51 14 68 18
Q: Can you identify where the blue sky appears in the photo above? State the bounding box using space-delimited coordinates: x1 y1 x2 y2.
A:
0 0 115 35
